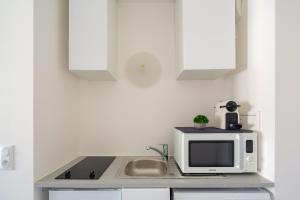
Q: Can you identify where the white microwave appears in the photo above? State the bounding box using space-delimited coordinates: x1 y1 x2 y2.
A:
174 127 257 174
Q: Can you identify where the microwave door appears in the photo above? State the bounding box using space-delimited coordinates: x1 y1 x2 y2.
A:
189 141 235 168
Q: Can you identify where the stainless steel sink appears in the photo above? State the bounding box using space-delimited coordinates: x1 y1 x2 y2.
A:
124 159 167 177
117 157 226 179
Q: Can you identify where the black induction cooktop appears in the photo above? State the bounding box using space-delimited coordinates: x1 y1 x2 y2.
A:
55 156 115 180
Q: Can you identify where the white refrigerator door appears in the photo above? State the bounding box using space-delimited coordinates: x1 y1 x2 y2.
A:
49 190 121 200
173 188 271 200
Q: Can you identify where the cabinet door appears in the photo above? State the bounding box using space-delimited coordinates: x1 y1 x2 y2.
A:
69 0 107 70
69 0 117 80
122 188 170 200
49 190 121 200
173 188 271 200
176 0 236 80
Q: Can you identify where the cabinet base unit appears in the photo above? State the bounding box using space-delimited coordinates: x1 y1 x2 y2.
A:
69 69 117 81
176 69 235 80
173 188 271 200
49 189 121 200
122 188 170 200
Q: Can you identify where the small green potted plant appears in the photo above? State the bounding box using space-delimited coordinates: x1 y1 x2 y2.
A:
193 115 209 129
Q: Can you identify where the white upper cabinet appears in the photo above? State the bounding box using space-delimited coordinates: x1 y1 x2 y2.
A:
176 0 236 80
69 0 117 81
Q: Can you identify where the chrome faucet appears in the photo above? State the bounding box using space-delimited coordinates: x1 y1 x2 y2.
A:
146 144 168 162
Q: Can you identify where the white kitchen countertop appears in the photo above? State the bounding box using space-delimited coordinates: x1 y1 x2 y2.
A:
35 156 274 189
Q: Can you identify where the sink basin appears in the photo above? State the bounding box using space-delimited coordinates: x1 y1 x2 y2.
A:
125 159 167 177
118 157 226 179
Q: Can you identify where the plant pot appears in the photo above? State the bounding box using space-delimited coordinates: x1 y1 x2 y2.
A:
194 123 206 129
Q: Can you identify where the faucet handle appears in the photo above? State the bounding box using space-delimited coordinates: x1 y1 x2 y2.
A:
159 144 168 155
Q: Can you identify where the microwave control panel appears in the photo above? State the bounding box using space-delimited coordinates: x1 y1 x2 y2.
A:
244 139 257 172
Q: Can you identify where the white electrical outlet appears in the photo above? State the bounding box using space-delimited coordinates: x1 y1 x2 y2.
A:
0 145 14 170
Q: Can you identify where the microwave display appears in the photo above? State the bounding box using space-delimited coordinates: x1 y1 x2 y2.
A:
189 141 234 167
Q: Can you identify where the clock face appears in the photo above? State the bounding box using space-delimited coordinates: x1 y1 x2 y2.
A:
125 52 162 88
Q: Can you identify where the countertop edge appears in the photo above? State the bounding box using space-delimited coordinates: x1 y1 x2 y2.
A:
35 156 274 189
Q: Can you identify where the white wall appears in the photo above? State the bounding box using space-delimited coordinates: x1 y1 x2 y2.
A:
79 1 227 156
0 1 34 200
225 0 275 181
34 0 80 199
276 0 300 199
